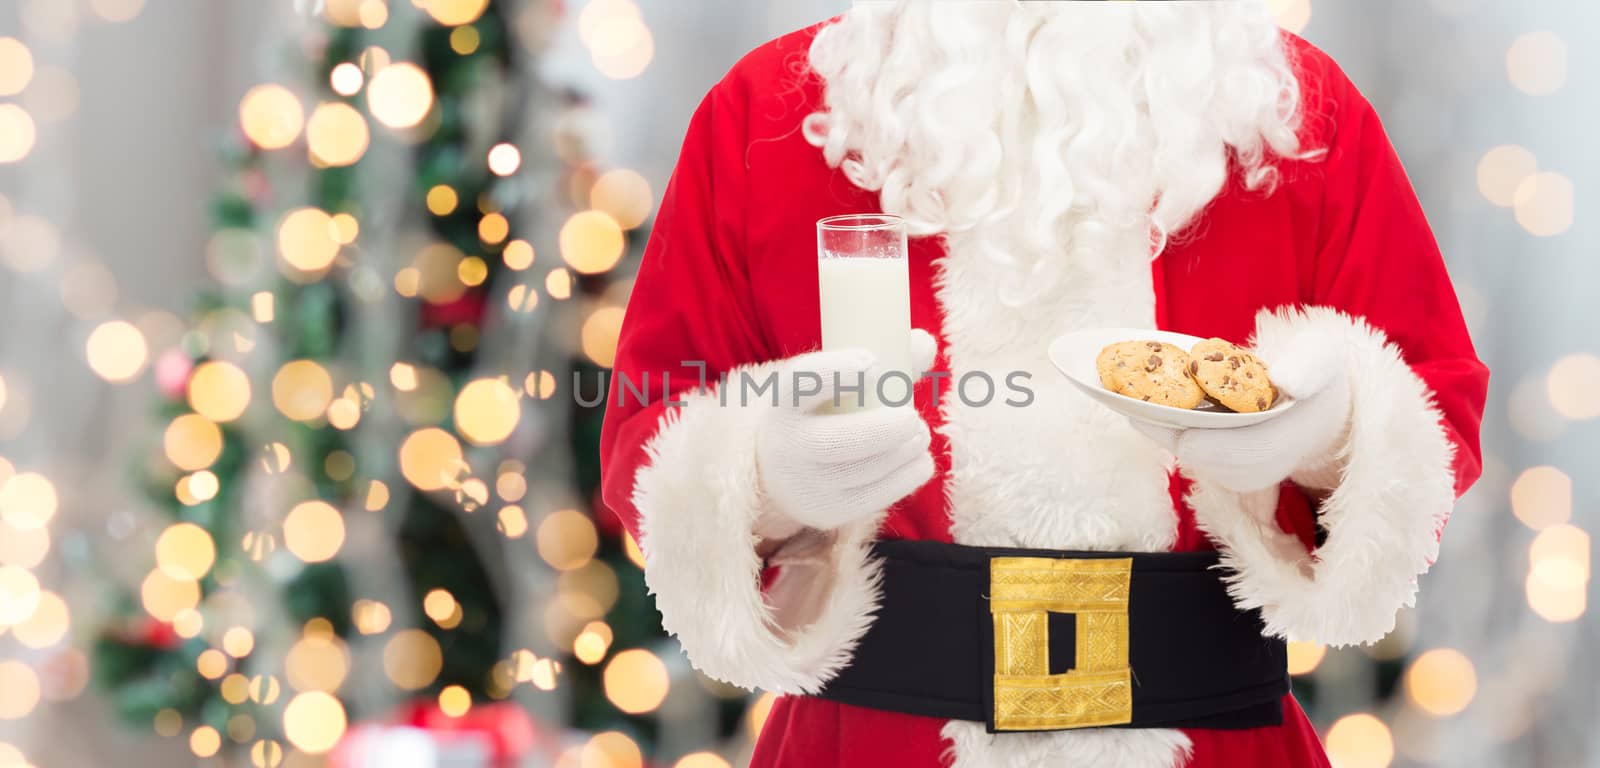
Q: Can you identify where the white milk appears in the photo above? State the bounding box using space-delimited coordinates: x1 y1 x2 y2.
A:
818 256 913 409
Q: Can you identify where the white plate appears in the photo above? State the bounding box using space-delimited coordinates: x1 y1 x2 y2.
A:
1047 328 1295 430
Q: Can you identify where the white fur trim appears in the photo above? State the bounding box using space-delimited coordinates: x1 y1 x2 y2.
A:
942 721 1193 768
632 360 887 695
1187 306 1457 646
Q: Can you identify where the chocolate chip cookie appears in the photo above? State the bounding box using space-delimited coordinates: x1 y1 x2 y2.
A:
1187 338 1277 413
1096 340 1205 409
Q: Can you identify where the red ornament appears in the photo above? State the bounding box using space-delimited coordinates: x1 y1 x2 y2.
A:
154 348 195 401
419 289 488 329
137 617 181 650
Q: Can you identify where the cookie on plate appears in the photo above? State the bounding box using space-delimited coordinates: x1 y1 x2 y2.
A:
1096 340 1205 409
1188 338 1276 413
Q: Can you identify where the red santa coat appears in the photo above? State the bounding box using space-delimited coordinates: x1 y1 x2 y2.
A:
599 24 1487 768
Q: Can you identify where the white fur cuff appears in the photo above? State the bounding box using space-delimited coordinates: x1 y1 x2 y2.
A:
1187 307 1457 646
632 361 886 694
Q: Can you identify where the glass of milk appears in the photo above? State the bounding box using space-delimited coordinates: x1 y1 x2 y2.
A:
817 214 913 410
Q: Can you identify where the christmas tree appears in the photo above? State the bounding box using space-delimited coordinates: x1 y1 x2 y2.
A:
93 1 573 763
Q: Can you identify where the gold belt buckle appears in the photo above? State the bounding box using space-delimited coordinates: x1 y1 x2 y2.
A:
989 556 1134 731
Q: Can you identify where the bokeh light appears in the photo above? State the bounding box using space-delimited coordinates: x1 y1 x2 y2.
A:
164 414 223 471
85 320 150 382
1546 354 1600 420
156 522 217 580
455 378 521 445
584 731 643 768
0 565 41 626
1405 648 1477 716
1475 145 1537 208
1266 0 1312 34
590 169 653 230
0 472 57 530
13 589 69 648
1511 465 1572 530
399 427 465 491
488 143 522 176
272 360 335 421
0 661 40 720
0 105 36 164
1287 641 1326 676
537 509 599 571
330 62 364 96
424 0 490 26
277 207 341 277
187 361 252 422
383 629 444 690
239 84 305 150
282 691 347 754
581 306 626 367
1325 713 1394 768
0 38 33 96
439 685 472 717
1506 31 1567 96
283 500 346 563
1512 172 1574 237
560 210 625 274
367 63 434 129
306 102 370 166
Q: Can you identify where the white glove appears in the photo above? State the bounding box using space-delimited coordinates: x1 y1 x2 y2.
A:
756 330 938 532
1134 332 1353 493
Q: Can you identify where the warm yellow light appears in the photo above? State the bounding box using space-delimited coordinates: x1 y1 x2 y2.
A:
367 63 434 129
488 143 521 176
383 629 444 690
173 608 204 638
1286 641 1325 676
358 0 388 29
86 320 150 382
399 428 465 491
352 599 392 634
536 510 599 571
197 648 229 680
251 738 284 768
581 306 626 368
181 470 220 505
1511 466 1572 530
1530 524 1591 588
0 661 40 720
560 210 625 274
675 753 731 768
479 212 510 244
330 63 365 96
13 589 69 649
573 621 613 665
530 658 560 690
277 207 341 276
261 442 292 474
423 588 458 624
272 360 335 421
1527 567 1586 623
222 626 256 658
140 568 200 622
253 291 275 322
164 414 224 471
283 500 345 563
327 398 361 430
503 239 534 270
455 378 521 445
188 361 252 422
746 692 776 739
1506 31 1567 96
1513 172 1574 238
306 102 370 167
0 519 48 571
1404 648 1476 717
584 732 643 768
156 522 217 580
390 362 419 391
1476 145 1538 208
0 105 36 164
190 726 222 758
546 268 573 299
438 685 471 717
0 472 58 530
0 565 41 626
364 480 390 512
0 38 33 96
1324 713 1393 768
587 8 654 81
283 692 347 754
286 633 350 692
446 259 483 292
1265 0 1311 33
426 185 458 215
1547 354 1600 420
590 169 653 230
424 0 490 25
497 505 528 538
449 25 481 55
239 84 305 150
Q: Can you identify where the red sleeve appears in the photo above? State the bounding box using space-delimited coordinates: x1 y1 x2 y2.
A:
599 77 772 538
1297 41 1489 500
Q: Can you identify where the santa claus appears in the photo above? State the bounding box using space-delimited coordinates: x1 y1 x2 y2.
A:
599 2 1488 767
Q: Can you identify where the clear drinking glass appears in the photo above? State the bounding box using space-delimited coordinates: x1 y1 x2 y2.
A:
817 214 913 410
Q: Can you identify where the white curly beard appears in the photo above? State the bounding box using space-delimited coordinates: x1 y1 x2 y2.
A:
805 0 1305 306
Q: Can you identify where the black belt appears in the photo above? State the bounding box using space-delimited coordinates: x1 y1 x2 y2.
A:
814 540 1288 733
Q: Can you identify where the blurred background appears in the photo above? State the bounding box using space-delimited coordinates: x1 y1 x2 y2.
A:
0 0 1592 767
